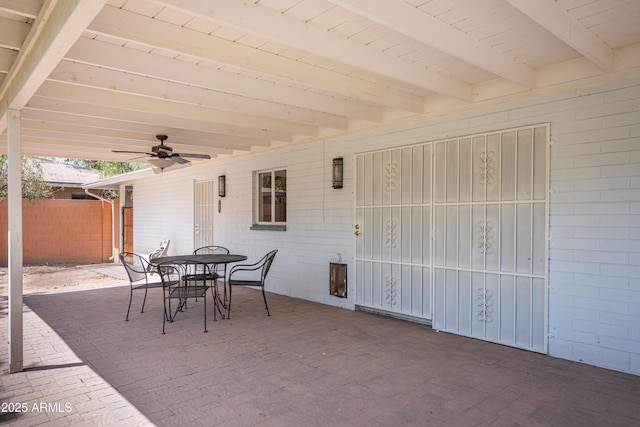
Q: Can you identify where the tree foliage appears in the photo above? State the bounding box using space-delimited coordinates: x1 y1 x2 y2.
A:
0 156 148 202
0 155 52 201
61 159 148 178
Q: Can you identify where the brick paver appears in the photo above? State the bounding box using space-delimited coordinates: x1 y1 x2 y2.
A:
1 264 639 426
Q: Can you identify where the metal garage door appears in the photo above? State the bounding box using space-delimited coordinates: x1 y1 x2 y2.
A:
355 125 549 352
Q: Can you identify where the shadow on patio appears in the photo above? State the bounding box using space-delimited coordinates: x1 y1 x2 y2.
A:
2 282 639 426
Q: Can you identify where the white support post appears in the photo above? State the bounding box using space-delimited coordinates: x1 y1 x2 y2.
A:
120 183 126 257
7 108 23 373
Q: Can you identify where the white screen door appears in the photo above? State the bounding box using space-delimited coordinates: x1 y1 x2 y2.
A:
355 144 433 321
194 180 216 250
355 125 549 353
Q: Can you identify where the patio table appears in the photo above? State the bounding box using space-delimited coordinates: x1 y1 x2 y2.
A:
154 253 247 319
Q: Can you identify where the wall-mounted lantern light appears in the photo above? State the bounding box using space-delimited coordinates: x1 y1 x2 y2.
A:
218 175 226 197
332 157 343 189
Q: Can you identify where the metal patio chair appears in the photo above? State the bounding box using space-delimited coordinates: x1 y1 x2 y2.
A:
120 252 176 321
158 262 210 334
226 249 278 319
187 245 230 300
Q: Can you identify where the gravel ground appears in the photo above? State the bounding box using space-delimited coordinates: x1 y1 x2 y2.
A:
0 264 128 295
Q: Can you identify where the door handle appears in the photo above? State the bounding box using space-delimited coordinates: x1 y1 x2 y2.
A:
354 224 361 236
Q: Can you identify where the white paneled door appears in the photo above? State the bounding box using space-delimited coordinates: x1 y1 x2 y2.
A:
355 125 549 353
194 180 216 250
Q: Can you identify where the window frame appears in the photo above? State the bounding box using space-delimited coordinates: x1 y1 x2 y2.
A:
252 168 287 230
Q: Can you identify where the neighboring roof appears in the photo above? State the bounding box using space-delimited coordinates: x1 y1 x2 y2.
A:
37 159 100 187
82 168 154 190
0 1 639 163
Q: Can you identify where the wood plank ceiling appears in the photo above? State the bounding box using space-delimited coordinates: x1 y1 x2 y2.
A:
0 0 639 165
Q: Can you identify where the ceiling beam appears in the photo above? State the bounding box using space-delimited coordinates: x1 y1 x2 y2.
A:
0 0 42 20
49 60 349 130
66 37 382 123
36 80 318 137
26 95 290 143
0 0 108 132
0 48 17 73
328 0 534 89
506 0 613 72
19 119 243 155
0 18 31 50
157 0 473 101
89 5 425 113
21 107 270 149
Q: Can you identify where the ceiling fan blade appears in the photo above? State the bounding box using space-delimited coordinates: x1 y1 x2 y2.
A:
112 150 154 155
170 155 190 164
176 153 211 159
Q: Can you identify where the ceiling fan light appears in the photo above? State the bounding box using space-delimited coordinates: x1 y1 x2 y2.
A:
148 157 174 169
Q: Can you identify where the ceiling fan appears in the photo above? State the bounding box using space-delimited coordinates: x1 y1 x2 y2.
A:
112 134 211 169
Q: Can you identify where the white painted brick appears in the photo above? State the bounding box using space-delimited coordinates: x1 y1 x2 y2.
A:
604 84 640 103
572 343 630 372
599 335 640 354
603 111 640 128
600 263 640 278
601 189 640 202
574 177 630 191
549 237 599 250
552 142 602 158
600 138 639 154
573 296 628 314
548 338 574 359
600 311 639 328
550 166 600 181
573 227 629 239
574 152 634 168
600 288 640 304
573 272 630 289
553 326 599 344
574 202 629 215
573 250 627 264
574 319 629 339
598 215 640 227
630 354 640 375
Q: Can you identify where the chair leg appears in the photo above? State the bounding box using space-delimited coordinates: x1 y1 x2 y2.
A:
140 289 149 313
126 288 133 321
203 293 208 333
227 285 232 319
261 286 270 316
162 302 167 335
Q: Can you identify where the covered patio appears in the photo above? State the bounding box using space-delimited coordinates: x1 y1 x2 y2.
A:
1 265 639 426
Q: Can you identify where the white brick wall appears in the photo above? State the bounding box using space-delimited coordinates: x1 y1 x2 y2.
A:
133 76 640 375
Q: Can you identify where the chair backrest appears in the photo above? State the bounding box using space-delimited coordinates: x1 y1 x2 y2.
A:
157 263 181 287
149 239 170 261
261 250 278 282
193 246 229 255
120 252 148 283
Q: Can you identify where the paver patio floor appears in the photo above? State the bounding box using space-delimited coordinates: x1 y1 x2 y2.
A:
1 264 639 426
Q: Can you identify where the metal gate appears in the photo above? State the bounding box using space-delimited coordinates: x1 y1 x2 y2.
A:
194 180 216 250
355 125 549 353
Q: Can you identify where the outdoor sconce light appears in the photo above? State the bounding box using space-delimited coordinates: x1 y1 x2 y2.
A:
332 157 343 189
218 175 226 197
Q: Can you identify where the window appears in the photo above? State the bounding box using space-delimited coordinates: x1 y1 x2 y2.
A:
255 169 286 227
